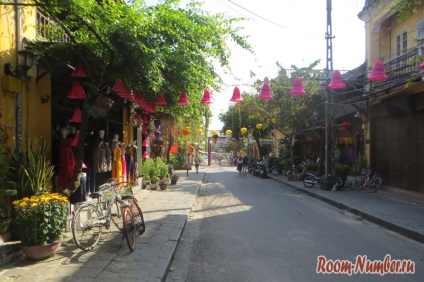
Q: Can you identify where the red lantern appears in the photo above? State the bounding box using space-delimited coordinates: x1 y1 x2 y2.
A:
341 121 352 128
170 145 178 153
183 129 190 136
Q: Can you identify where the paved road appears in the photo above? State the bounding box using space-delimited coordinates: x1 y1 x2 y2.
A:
167 166 424 282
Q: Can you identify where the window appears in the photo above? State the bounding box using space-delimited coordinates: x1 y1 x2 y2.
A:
417 20 424 40
396 31 408 56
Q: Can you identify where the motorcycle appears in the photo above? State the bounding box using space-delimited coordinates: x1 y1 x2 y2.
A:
252 162 267 178
303 171 342 190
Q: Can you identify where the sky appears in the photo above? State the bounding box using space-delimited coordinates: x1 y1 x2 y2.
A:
145 0 366 130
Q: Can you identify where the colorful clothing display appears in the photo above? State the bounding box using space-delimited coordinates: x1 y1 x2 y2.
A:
57 138 75 190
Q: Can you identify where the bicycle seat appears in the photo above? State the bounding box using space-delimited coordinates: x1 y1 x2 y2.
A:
121 195 135 200
90 192 102 199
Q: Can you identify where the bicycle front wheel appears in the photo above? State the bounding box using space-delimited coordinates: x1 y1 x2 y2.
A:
123 207 136 252
110 199 124 230
367 177 382 193
72 203 102 251
352 176 366 190
303 175 315 188
335 177 343 190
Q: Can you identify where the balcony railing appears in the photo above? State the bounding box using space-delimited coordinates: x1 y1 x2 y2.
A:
37 9 70 43
370 47 424 94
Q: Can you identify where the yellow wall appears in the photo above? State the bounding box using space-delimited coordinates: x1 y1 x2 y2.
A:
0 4 52 157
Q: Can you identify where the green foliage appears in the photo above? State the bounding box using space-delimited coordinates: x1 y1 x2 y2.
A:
8 138 55 198
352 154 366 176
13 193 68 246
155 157 169 180
141 158 155 181
334 163 350 175
170 153 186 170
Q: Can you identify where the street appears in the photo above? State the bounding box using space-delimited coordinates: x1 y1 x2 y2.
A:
167 166 423 282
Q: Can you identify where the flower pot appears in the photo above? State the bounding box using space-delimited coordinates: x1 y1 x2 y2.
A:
150 183 158 190
21 240 62 260
159 184 168 190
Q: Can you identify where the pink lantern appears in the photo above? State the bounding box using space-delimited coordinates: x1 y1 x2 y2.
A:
230 87 244 102
69 108 82 123
258 82 273 99
419 60 424 69
142 139 148 147
142 127 148 135
177 92 189 105
71 65 88 78
142 151 149 159
155 95 167 105
369 60 388 81
289 77 306 95
67 81 86 99
201 89 213 104
142 115 149 124
328 70 346 89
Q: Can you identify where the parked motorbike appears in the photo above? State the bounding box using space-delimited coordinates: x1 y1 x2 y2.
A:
252 162 267 178
303 171 342 190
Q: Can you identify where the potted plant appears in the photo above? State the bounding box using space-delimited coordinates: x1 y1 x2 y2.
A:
12 192 68 260
156 157 170 190
334 163 350 188
171 174 179 185
141 158 154 189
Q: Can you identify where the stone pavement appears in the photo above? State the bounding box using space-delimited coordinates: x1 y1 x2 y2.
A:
1 166 424 281
266 172 424 244
0 170 205 281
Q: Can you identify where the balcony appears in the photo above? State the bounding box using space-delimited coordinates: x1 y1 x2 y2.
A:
369 47 424 94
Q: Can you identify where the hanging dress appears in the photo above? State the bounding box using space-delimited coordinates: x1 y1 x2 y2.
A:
112 146 123 179
57 138 75 191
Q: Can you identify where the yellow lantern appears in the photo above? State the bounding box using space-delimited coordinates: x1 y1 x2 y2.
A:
211 130 217 136
225 129 232 135
240 127 247 134
271 118 277 124
196 129 203 134
256 123 263 129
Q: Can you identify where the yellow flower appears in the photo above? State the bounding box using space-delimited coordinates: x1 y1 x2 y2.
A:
32 203 38 207
12 200 20 205
19 202 27 207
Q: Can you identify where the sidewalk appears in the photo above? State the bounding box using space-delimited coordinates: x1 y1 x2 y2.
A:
0 170 205 281
266 172 424 244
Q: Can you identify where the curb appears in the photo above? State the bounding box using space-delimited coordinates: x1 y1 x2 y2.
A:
269 175 424 244
162 173 204 282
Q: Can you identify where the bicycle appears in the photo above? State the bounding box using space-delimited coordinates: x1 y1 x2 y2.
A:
351 168 383 193
71 177 145 252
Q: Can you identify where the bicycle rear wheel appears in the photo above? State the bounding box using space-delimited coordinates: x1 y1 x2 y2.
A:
367 177 382 193
335 177 343 190
123 207 136 252
72 203 102 251
352 175 366 190
130 199 145 235
303 175 315 188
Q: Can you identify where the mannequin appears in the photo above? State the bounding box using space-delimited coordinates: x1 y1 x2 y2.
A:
125 142 137 183
56 127 75 192
112 134 123 179
93 129 112 188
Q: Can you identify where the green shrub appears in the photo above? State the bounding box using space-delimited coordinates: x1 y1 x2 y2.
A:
170 153 186 170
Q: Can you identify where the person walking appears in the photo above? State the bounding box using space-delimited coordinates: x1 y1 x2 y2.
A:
194 154 200 173
242 154 249 175
237 156 243 175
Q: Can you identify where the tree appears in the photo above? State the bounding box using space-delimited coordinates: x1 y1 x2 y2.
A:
30 0 252 194
220 60 324 163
